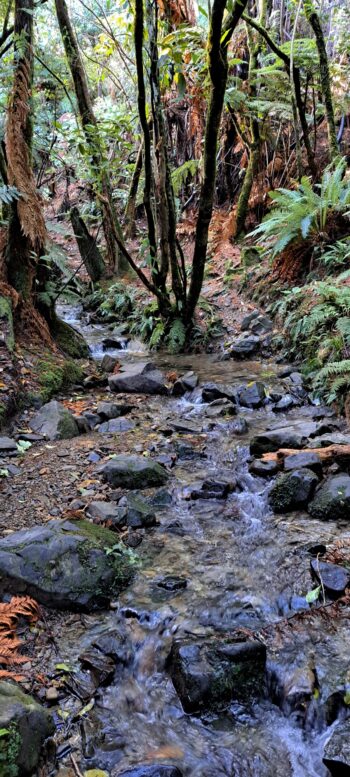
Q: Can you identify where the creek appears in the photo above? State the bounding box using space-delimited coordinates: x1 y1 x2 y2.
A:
32 305 350 774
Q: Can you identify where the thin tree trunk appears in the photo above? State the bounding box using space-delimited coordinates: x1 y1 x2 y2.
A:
185 0 248 324
70 206 105 282
54 0 123 272
124 141 143 239
304 0 338 159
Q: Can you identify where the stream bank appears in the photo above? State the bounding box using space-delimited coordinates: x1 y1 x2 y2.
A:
1 303 350 777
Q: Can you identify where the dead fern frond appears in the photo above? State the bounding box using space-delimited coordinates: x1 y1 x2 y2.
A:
0 595 41 682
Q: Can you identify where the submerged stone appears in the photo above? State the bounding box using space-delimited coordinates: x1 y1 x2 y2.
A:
0 519 134 610
0 680 54 776
323 720 350 776
97 455 168 489
168 636 266 713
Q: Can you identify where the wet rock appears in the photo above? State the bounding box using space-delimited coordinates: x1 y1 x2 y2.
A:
101 354 118 373
30 400 79 440
250 426 311 455
310 432 350 448
172 371 198 396
102 337 125 350
230 417 249 435
205 398 237 417
289 372 304 385
0 436 17 452
86 501 124 525
109 362 168 395
237 382 266 409
308 475 350 521
229 334 261 358
169 636 266 712
249 459 279 478
267 659 317 722
116 767 183 777
269 469 318 512
97 455 168 489
73 415 89 434
284 451 323 477
201 382 236 403
97 401 133 420
118 493 156 528
0 680 54 776
273 395 295 412
174 441 203 460
79 646 116 686
98 418 135 434
156 575 187 591
191 479 234 500
323 720 350 776
0 519 134 610
310 559 350 598
149 488 173 506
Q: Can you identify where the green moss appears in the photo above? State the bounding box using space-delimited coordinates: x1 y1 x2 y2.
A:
0 722 20 777
53 318 89 358
0 296 14 352
37 358 84 403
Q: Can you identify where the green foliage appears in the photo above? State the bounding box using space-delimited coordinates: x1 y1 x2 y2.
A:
249 158 350 258
98 282 135 319
319 238 350 269
0 186 20 206
171 160 200 196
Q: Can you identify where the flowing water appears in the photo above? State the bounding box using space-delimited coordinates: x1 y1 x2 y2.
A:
49 304 350 776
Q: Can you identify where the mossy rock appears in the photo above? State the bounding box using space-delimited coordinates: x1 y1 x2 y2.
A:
0 296 14 352
269 468 318 513
0 519 136 610
0 681 54 777
37 358 84 403
52 317 89 359
308 474 350 521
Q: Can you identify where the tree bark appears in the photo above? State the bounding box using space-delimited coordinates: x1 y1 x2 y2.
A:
70 206 105 282
184 0 248 324
304 0 338 159
5 0 46 299
124 141 143 239
54 0 123 272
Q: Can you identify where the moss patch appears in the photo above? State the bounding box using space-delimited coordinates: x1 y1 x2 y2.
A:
37 357 84 403
53 317 89 359
0 722 20 777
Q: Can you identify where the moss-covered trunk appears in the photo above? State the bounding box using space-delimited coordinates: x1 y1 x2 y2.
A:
185 0 248 324
70 206 105 282
124 141 143 239
304 0 338 159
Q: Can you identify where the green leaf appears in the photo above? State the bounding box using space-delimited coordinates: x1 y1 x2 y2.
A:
306 585 321 604
0 729 9 737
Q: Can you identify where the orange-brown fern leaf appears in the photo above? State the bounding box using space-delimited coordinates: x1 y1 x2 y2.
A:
0 670 26 681
9 595 41 623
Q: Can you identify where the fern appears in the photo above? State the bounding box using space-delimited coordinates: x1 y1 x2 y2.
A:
166 318 186 353
171 160 200 196
149 321 165 349
0 185 20 205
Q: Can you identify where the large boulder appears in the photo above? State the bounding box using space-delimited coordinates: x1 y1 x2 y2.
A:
97 455 168 489
269 469 319 513
0 520 134 610
30 400 79 440
109 362 168 395
168 636 266 713
308 475 350 521
229 334 261 358
250 424 315 455
284 451 323 477
0 681 54 776
323 720 350 776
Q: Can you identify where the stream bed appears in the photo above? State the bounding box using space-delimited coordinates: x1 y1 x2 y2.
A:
6 305 350 776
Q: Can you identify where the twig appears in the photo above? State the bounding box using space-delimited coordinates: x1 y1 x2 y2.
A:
70 754 84 777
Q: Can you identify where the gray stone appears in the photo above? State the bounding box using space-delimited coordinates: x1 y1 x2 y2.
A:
249 459 279 478
231 417 249 435
98 418 135 433
267 659 317 722
201 382 236 403
250 426 312 455
97 401 133 420
101 354 118 373
86 501 124 525
229 334 261 358
323 720 350 775
309 432 350 448
169 636 266 713
205 398 237 418
273 395 295 412
118 493 156 528
241 311 260 330
97 455 168 489
284 452 323 477
269 469 319 513
109 362 168 395
237 381 266 409
73 415 89 434
289 372 304 385
308 475 350 521
0 681 54 776
310 559 350 598
30 400 79 440
82 412 101 429
0 519 134 610
172 371 198 396
0 437 17 452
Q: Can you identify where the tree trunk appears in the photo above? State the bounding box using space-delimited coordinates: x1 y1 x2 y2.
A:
54 0 123 272
124 141 143 239
304 0 338 159
185 0 248 324
70 206 105 282
5 0 46 299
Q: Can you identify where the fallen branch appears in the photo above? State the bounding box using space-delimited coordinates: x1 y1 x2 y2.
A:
261 444 350 465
